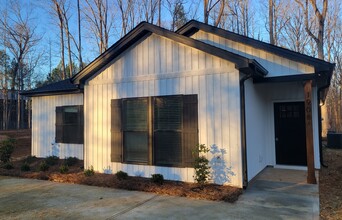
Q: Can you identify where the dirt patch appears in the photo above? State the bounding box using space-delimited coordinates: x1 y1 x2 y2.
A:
0 129 242 203
0 129 31 160
320 147 342 220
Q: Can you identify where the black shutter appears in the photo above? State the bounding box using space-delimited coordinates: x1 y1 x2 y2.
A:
111 99 122 162
182 95 198 167
56 106 63 143
77 105 84 144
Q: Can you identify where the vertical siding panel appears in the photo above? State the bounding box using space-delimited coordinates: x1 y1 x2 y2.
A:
143 81 149 97
206 74 214 147
185 76 192 94
148 36 155 75
185 46 192 71
191 48 199 70
198 51 205 70
179 77 186 94
205 53 213 69
160 37 166 75
143 39 149 75
198 75 206 144
138 41 143 76
221 73 230 156
166 39 173 73
214 74 222 148
179 44 185 71
192 75 199 94
173 43 179 72
154 36 161 74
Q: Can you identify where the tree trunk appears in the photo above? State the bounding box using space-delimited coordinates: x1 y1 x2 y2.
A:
269 0 275 44
77 0 83 70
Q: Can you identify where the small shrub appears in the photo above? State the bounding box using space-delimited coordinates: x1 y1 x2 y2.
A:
84 165 94 176
45 156 59 166
115 171 128 180
193 144 211 185
59 165 69 174
39 161 49 171
65 157 79 166
151 174 164 185
0 138 16 163
24 155 37 164
3 162 14 170
21 163 30 171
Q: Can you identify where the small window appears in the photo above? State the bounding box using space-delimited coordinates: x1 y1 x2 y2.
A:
56 105 83 144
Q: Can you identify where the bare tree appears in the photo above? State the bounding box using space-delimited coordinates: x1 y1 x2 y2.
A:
0 1 41 129
116 0 135 37
84 0 113 54
77 0 83 70
295 0 328 60
204 0 225 26
51 0 67 79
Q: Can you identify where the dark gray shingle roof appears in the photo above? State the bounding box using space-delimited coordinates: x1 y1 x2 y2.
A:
21 79 81 97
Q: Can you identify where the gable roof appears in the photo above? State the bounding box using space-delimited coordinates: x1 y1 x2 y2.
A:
176 20 335 74
71 21 268 85
21 79 81 97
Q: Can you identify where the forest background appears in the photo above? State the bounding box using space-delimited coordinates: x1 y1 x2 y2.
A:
0 0 340 133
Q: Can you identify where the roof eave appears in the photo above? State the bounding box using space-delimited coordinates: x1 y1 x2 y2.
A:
177 20 335 74
21 89 82 97
72 22 268 85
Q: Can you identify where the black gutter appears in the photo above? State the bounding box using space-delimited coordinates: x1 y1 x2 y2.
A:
317 80 330 168
240 73 253 189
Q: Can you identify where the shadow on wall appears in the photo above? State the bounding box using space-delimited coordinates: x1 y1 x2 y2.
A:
51 140 60 157
210 144 235 185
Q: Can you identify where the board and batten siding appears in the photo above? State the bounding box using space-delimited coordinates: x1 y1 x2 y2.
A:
31 94 84 159
191 30 315 77
245 81 320 181
84 34 243 187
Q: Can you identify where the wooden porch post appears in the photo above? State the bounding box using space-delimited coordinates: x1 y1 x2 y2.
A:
304 80 317 184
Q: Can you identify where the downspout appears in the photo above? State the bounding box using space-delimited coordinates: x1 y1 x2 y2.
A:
240 73 253 189
317 83 329 168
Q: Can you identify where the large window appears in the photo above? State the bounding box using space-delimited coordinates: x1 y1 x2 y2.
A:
111 95 198 167
56 105 83 144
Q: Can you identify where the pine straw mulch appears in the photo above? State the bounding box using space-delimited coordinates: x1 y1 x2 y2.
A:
320 146 342 220
0 157 242 203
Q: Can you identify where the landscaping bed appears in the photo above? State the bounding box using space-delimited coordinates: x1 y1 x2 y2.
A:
0 130 242 203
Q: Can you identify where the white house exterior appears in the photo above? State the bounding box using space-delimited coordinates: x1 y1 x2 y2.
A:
22 20 334 188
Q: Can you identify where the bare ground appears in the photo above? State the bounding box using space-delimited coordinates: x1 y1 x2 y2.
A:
320 146 342 220
0 129 242 203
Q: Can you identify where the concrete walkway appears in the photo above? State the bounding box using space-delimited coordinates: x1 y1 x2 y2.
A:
0 168 318 219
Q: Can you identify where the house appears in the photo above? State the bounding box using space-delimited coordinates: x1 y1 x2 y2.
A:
22 20 334 188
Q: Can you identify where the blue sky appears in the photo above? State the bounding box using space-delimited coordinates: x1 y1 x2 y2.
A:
0 0 268 82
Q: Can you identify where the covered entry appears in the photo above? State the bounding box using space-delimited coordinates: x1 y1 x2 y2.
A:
274 102 307 166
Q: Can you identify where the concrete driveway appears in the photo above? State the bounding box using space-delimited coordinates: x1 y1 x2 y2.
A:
0 168 318 219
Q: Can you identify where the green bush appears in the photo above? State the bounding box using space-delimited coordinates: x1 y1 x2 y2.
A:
115 171 128 180
59 165 69 174
0 138 16 163
84 165 95 176
65 157 79 166
3 162 14 170
193 144 211 185
21 162 30 171
39 161 49 171
24 155 37 164
45 156 59 166
151 174 164 185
